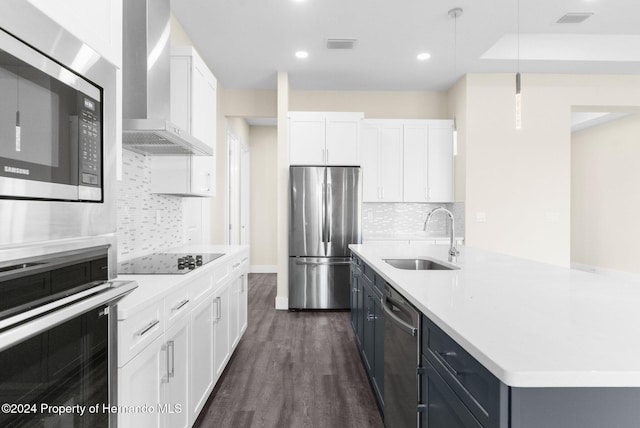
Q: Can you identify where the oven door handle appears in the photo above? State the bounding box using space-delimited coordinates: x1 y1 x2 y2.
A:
0 281 137 352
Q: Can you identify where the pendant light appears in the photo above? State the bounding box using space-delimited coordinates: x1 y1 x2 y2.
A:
449 7 462 156
515 0 522 130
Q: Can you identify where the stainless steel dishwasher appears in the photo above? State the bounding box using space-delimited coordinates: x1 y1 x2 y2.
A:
382 283 421 428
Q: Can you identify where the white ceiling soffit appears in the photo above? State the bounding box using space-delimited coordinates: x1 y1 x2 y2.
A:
245 117 277 126
482 34 640 62
571 112 630 133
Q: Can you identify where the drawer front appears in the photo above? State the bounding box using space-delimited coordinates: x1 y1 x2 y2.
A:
190 271 213 304
423 316 506 428
373 271 385 293
118 300 164 367
164 283 192 325
213 258 232 289
422 355 483 428
362 262 374 283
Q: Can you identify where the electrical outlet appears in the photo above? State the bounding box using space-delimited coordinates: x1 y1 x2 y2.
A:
366 211 373 220
476 212 487 223
155 210 162 225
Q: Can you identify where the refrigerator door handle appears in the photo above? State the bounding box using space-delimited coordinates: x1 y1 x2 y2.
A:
321 180 327 245
295 260 352 266
327 180 332 243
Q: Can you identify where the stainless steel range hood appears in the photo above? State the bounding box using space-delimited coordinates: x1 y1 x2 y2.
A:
122 0 212 156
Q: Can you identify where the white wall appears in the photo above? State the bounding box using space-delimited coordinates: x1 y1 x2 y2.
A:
458 74 640 267
290 90 448 118
571 113 640 274
249 126 277 271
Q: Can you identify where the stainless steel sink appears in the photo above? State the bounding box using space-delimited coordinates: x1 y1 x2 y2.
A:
383 258 459 271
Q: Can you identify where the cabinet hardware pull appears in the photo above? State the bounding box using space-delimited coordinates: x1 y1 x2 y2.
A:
216 297 222 320
136 320 159 337
436 350 468 376
167 340 175 378
232 262 241 269
172 299 190 311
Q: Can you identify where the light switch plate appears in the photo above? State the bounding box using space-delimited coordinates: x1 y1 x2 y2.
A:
476 212 487 222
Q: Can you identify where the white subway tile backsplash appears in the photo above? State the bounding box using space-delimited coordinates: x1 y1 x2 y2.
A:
117 150 184 261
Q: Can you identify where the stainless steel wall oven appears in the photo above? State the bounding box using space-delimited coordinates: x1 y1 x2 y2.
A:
0 247 136 427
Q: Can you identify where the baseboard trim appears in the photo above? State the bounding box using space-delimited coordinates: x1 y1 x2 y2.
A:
275 296 289 311
571 262 640 283
250 265 277 274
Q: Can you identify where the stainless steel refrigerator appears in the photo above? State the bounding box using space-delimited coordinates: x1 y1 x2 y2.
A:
289 166 362 309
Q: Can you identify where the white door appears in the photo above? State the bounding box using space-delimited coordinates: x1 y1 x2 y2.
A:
240 141 251 246
227 129 240 244
189 297 214 419
164 317 190 428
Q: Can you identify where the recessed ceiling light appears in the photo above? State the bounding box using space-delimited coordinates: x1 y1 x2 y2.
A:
417 52 431 61
295 51 309 59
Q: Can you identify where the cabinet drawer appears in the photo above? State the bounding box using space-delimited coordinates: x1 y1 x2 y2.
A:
362 262 374 283
190 271 213 304
423 316 507 428
118 300 164 367
422 355 483 428
164 283 192 325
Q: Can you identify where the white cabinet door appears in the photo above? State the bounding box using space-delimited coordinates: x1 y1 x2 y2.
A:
229 275 240 350
26 0 122 67
325 113 361 165
213 283 231 380
164 317 190 428
191 56 217 148
289 115 326 165
118 335 164 428
238 270 248 336
289 112 363 166
427 123 454 202
403 122 429 202
379 124 404 202
189 297 215 420
361 123 381 202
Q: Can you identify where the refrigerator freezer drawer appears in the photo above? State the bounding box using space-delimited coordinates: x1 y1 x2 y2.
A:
289 257 351 309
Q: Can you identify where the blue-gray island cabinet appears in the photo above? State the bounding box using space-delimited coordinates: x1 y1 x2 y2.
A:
350 243 640 428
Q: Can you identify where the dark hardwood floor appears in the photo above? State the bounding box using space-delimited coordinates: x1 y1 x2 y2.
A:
194 273 384 428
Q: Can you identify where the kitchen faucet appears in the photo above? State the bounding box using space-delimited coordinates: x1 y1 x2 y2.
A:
423 207 459 262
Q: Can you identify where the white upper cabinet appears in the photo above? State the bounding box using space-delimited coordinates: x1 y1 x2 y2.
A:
426 122 454 202
363 119 454 204
361 120 404 202
404 120 454 202
171 47 217 150
26 0 123 68
151 46 217 197
289 112 363 166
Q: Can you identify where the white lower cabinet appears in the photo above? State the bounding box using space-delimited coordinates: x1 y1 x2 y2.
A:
213 283 231 380
188 297 214 421
118 248 250 428
119 335 164 428
163 316 190 428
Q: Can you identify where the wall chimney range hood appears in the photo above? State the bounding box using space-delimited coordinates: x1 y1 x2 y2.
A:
122 0 212 156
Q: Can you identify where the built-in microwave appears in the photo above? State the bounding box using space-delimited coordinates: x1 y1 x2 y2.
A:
0 28 103 202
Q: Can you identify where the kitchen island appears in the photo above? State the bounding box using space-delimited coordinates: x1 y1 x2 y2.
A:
350 242 640 428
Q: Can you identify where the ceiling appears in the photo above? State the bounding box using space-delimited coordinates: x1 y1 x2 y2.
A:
171 0 640 91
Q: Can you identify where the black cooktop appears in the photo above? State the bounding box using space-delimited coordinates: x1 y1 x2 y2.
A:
117 253 224 275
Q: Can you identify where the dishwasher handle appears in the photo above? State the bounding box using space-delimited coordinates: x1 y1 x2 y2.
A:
382 297 418 336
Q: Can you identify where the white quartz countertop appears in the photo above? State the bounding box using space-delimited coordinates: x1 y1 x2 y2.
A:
116 244 248 320
349 242 640 388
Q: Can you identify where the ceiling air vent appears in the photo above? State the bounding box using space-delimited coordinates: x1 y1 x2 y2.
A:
556 12 594 24
326 39 357 50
